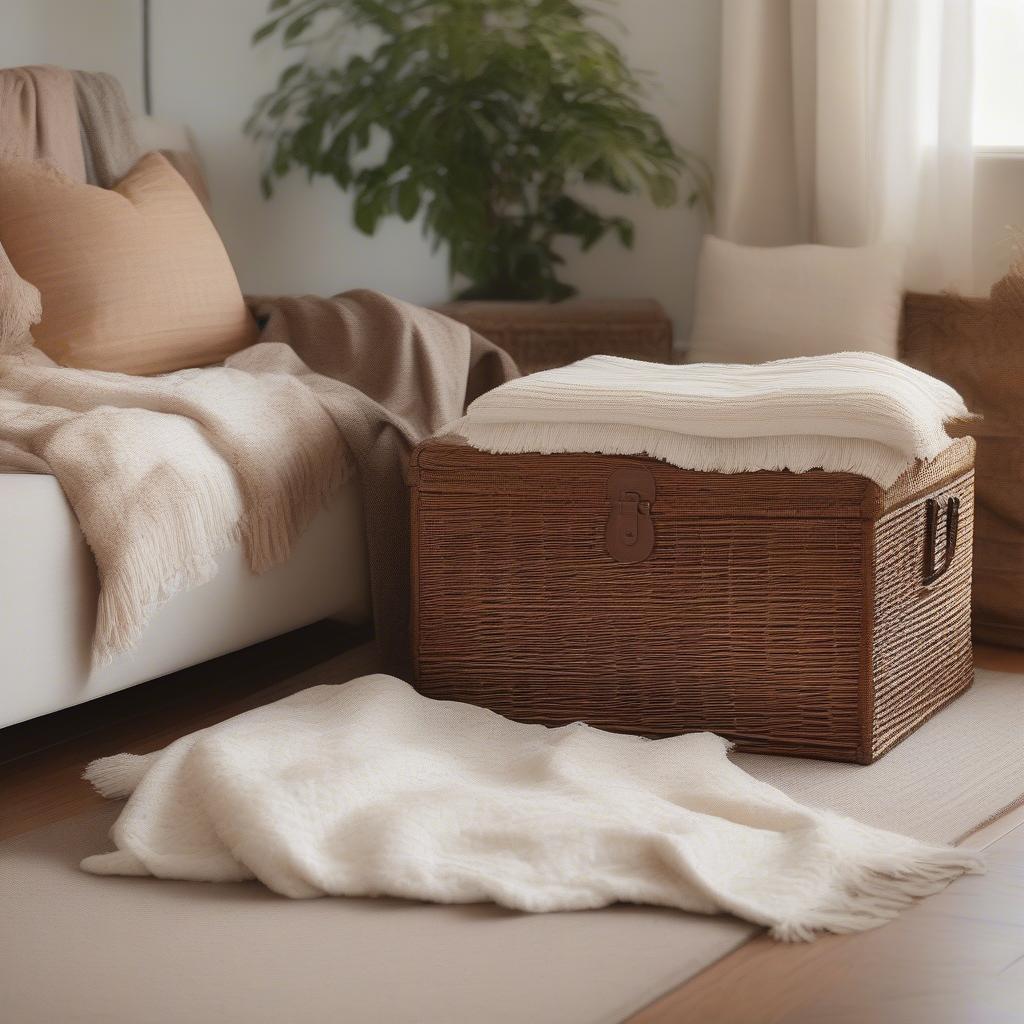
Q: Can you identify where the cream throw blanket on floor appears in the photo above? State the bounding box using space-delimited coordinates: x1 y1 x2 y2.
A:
81 675 982 941
459 352 970 487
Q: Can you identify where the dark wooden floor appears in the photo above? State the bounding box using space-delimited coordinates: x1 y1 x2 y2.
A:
0 620 374 840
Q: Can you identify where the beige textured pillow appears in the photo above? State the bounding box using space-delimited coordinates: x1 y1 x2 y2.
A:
0 241 41 354
687 236 905 364
0 153 257 373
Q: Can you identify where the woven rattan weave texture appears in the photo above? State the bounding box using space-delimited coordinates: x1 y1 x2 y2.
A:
410 437 975 763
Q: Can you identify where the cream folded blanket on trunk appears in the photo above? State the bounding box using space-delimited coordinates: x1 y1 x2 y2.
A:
458 352 970 487
81 675 982 942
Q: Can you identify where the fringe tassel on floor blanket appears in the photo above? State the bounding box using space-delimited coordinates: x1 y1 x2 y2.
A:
81 675 983 941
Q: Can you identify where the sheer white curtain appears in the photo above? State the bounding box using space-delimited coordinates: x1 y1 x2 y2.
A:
716 0 975 293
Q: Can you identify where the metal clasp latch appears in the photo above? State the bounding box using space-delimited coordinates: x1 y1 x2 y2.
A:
605 467 656 563
614 491 646 544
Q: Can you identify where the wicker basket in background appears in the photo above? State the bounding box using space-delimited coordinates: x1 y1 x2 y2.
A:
436 299 673 374
900 270 1024 648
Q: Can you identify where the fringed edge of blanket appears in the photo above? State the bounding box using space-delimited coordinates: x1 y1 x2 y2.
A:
457 420 925 489
241 431 350 572
92 429 351 666
92 474 246 666
83 752 158 799
769 835 984 942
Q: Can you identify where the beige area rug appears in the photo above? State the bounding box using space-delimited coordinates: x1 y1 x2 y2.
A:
1 657 1021 1024
739 668 1024 846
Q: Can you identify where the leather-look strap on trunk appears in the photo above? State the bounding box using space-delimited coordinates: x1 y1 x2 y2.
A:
605 466 656 563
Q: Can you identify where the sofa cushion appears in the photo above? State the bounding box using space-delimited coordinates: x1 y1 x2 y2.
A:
0 152 256 373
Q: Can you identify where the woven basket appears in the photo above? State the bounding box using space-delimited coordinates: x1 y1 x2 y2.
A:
900 276 1024 648
435 299 673 374
410 436 975 763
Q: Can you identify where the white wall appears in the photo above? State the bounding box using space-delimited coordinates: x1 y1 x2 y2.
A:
147 0 720 337
0 0 142 111
560 0 719 335
9 2 1015 325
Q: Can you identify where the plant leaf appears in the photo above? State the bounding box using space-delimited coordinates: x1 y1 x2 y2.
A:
397 179 420 221
279 62 303 86
244 0 711 298
252 20 280 44
353 189 384 234
614 219 635 247
283 12 313 41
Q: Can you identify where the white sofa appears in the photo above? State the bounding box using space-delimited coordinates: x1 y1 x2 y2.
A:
0 471 371 728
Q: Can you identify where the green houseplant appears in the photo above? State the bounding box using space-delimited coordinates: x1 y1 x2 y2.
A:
246 0 711 301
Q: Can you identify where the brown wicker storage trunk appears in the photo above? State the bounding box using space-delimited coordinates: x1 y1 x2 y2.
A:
410 435 976 764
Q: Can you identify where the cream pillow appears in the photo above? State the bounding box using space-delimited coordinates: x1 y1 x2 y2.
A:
0 153 257 374
687 236 904 364
0 240 41 354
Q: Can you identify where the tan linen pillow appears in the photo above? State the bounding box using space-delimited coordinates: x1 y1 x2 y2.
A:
0 152 257 373
0 241 41 353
